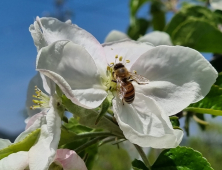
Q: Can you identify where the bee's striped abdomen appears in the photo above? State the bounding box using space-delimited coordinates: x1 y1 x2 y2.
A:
124 82 135 104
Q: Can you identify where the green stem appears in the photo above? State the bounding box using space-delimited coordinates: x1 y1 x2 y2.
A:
76 132 116 139
134 144 151 169
192 114 209 126
99 137 116 146
75 137 105 153
103 114 118 125
107 108 114 115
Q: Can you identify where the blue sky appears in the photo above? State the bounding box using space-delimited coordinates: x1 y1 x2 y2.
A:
0 0 215 136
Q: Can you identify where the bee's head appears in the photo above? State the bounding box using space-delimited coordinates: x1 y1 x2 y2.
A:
114 63 124 70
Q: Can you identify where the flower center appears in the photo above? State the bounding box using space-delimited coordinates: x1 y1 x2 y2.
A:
104 55 131 92
30 86 51 110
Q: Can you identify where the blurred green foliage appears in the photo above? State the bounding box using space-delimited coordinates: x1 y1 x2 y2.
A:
91 144 131 170
186 122 222 170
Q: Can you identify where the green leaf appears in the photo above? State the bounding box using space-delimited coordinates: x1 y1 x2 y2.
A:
214 72 222 88
127 18 150 40
170 116 180 127
185 85 222 116
0 128 40 160
171 18 222 53
95 97 111 125
165 5 217 36
62 95 123 138
64 117 92 134
150 0 165 31
85 144 98 169
59 127 77 146
130 0 149 17
132 159 149 170
165 5 222 53
152 146 213 170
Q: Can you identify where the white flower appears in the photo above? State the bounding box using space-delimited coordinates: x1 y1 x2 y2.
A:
210 0 222 11
31 17 217 148
24 71 62 169
104 30 173 46
0 107 61 170
0 148 87 170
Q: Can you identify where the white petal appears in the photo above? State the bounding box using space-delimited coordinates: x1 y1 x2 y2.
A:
113 92 183 148
29 108 61 170
55 149 87 170
26 73 45 116
37 40 107 109
210 0 222 10
25 111 47 130
40 72 56 96
0 139 12 150
15 111 47 143
29 20 48 52
131 45 217 116
102 40 154 70
104 30 130 43
138 31 173 46
31 17 107 76
65 19 72 24
0 151 29 170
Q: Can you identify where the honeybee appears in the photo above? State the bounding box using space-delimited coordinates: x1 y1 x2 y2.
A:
112 63 149 104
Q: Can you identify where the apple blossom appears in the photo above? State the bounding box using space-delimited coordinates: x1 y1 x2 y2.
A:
0 105 61 170
27 74 62 170
31 17 217 148
0 149 87 170
105 30 173 46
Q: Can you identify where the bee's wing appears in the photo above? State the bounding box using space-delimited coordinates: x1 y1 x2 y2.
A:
129 72 149 84
116 78 127 100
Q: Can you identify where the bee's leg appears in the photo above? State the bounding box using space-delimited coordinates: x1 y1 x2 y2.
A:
133 79 147 85
112 80 117 83
122 99 124 105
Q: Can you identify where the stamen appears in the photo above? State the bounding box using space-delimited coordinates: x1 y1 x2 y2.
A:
107 66 110 71
119 56 123 61
30 86 50 110
126 60 130 63
32 95 39 98
110 62 114 66
115 55 118 64
133 70 137 74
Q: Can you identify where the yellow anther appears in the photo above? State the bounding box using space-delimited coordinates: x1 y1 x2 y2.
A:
115 55 118 59
32 95 39 98
133 70 137 74
126 60 130 63
32 100 44 104
30 106 33 110
107 66 110 71
110 62 114 65
119 56 123 61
